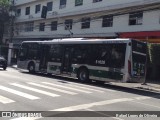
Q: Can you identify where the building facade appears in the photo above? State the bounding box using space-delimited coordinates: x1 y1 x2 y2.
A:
11 0 160 44
4 0 160 64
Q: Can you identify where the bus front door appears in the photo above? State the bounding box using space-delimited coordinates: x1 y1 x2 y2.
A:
131 40 147 81
39 45 50 71
62 47 72 73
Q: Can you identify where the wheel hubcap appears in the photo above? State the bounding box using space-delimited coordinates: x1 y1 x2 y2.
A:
80 72 86 81
30 66 34 71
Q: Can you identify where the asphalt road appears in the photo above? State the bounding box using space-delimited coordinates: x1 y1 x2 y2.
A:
0 67 160 120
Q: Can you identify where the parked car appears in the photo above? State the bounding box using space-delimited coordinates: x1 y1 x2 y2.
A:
0 56 7 70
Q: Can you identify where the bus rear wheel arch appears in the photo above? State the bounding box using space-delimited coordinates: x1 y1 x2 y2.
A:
28 62 35 73
77 67 90 83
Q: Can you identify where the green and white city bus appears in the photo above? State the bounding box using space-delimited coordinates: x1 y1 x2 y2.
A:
18 38 147 83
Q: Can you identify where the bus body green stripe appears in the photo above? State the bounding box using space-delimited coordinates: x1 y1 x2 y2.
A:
49 65 60 71
89 69 123 80
72 68 123 80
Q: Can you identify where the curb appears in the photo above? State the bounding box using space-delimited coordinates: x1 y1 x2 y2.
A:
9 65 18 70
109 82 160 93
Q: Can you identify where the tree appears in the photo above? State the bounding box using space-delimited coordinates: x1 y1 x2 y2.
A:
0 0 10 45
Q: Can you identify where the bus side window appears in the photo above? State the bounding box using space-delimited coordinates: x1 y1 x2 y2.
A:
27 43 39 60
111 48 121 60
91 45 111 67
49 45 62 62
72 45 89 64
110 44 126 68
19 43 29 61
19 48 27 61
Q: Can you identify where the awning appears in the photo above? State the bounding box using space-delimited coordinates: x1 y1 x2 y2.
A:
120 31 160 38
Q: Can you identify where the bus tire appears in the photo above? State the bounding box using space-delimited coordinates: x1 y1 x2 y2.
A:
77 68 90 83
28 63 35 73
3 66 7 70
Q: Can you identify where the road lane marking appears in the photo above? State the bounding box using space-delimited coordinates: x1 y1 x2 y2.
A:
51 96 152 111
10 83 60 97
0 86 39 100
42 82 92 93
66 81 116 92
10 96 152 120
134 96 151 100
61 83 105 93
27 82 77 95
0 95 15 104
52 98 133 111
0 73 29 81
0 74 23 79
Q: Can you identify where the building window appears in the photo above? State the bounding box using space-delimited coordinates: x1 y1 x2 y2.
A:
24 22 34 32
60 0 66 9
93 0 102 3
129 12 143 25
81 17 90 29
102 15 113 27
51 21 58 31
17 23 24 33
39 23 45 31
75 0 83 6
47 2 53 11
25 7 30 15
16 9 21 16
65 19 73 30
35 4 41 13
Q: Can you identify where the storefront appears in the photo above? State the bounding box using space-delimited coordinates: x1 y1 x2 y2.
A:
120 31 160 43
120 31 160 82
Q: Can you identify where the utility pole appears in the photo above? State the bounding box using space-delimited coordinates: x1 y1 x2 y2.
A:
8 0 15 65
142 37 148 85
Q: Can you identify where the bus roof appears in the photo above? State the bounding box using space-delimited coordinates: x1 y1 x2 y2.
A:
22 38 136 44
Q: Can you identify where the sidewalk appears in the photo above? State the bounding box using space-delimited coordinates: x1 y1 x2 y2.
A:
109 82 160 93
9 64 160 93
10 64 18 70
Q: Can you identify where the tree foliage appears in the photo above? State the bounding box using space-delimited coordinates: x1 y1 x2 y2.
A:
0 0 9 6
150 44 160 65
0 0 10 21
0 0 10 44
148 44 160 79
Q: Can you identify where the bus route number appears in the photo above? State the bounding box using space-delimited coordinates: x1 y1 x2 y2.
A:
96 60 105 65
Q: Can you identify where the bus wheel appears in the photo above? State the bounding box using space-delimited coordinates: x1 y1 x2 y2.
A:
78 68 90 83
3 66 7 70
28 63 35 73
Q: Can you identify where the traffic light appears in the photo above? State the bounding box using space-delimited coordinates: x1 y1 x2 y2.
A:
41 6 47 19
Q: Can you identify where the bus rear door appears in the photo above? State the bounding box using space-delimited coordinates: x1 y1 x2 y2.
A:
61 46 72 74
